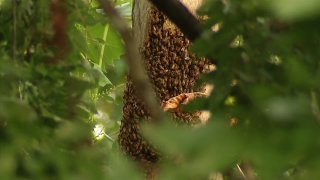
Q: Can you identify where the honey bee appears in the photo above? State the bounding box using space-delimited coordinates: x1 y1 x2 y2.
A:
192 66 200 77
156 77 165 87
203 64 216 73
173 78 179 86
170 63 176 70
229 117 238 127
182 80 186 86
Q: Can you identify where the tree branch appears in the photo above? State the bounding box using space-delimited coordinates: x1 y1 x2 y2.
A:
97 0 163 121
48 0 69 64
148 0 202 41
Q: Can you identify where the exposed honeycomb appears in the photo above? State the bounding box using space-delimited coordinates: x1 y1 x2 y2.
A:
119 7 210 163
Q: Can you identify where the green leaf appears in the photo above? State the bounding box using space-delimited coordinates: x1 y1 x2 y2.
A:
268 0 320 20
85 23 124 66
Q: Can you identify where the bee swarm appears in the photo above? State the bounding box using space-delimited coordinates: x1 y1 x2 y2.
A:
119 2 211 164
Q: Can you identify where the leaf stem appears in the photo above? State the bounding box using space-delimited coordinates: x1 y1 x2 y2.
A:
99 24 109 68
311 91 320 125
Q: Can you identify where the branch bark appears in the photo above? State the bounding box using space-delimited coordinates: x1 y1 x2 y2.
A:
148 0 203 41
97 0 163 121
48 0 69 64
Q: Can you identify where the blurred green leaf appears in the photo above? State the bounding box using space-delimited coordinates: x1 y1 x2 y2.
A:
268 0 320 20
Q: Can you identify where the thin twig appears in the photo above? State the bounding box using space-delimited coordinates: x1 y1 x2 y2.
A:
242 162 256 180
97 0 163 121
12 0 17 60
237 164 248 180
99 24 109 68
103 132 115 142
311 91 320 125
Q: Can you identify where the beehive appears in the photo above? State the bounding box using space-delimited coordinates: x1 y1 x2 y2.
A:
119 0 209 164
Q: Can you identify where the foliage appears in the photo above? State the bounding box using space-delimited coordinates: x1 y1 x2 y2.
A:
1 0 320 179
0 0 141 179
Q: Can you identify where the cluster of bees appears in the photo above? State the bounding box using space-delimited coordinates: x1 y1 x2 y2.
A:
144 8 211 124
119 7 213 163
120 75 160 163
